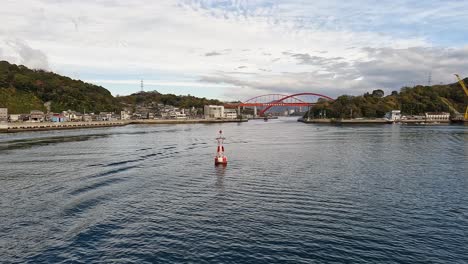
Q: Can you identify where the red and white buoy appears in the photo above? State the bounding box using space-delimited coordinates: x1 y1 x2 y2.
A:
215 130 228 165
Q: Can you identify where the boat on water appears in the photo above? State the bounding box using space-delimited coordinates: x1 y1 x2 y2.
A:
215 130 228 165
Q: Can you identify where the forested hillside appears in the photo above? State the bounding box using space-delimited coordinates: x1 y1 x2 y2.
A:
0 61 224 114
0 61 120 114
306 80 468 119
117 91 223 109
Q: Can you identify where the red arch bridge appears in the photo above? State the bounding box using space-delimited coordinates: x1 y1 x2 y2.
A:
225 93 334 117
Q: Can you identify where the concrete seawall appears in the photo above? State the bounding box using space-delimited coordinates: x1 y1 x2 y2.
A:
4 121 127 132
0 119 247 133
299 118 391 124
299 118 451 124
131 119 247 125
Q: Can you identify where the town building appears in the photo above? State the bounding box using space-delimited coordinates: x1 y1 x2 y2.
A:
50 113 68 122
204 105 224 119
30 110 45 122
8 114 21 122
385 110 401 121
120 111 131 120
0 108 7 122
83 114 93 122
175 111 187 119
96 112 116 121
224 108 238 119
425 112 450 121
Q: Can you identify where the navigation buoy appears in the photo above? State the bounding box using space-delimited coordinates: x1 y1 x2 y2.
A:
215 130 228 165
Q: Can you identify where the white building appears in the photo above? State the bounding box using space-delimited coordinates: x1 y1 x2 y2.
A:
224 108 238 119
425 112 450 121
9 114 21 122
204 105 224 119
175 112 187 119
385 110 401 121
0 108 7 122
120 111 131 120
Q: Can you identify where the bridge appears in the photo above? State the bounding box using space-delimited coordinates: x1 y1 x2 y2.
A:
226 93 334 117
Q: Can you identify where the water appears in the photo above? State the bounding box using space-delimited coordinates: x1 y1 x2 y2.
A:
1 118 467 263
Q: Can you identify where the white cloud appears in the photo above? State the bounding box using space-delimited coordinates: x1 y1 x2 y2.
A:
2 39 49 70
0 0 467 99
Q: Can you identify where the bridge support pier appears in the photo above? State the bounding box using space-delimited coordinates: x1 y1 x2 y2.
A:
254 106 257 117
238 106 241 117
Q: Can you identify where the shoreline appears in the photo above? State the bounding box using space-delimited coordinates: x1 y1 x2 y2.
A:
298 118 452 125
0 119 247 133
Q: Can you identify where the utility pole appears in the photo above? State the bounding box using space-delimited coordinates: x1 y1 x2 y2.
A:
428 71 432 86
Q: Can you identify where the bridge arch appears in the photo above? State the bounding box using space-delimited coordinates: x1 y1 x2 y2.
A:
257 92 334 116
243 94 308 104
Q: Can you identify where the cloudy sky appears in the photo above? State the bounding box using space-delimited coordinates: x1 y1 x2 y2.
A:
1 0 468 101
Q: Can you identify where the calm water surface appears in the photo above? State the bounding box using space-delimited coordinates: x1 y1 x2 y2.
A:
0 118 467 263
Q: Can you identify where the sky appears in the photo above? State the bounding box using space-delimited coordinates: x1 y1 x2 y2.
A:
1 0 468 101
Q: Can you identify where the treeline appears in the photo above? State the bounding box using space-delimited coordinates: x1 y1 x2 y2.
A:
306 81 468 119
0 61 119 114
117 91 223 109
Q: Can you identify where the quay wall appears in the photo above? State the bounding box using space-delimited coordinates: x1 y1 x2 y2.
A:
300 118 390 124
131 119 247 125
300 118 451 124
5 121 127 132
0 119 247 133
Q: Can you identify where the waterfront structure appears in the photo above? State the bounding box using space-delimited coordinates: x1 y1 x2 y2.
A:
204 105 224 119
50 114 67 122
224 108 238 119
8 114 21 122
30 110 45 122
425 112 450 121
97 112 116 121
83 114 93 122
120 111 131 120
0 108 7 122
175 112 187 119
385 110 401 121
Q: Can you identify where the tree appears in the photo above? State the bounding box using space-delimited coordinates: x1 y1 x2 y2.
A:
372 89 385 98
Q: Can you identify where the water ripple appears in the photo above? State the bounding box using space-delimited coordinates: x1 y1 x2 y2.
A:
0 121 467 263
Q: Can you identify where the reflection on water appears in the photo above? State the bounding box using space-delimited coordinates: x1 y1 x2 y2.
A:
0 120 467 263
215 164 227 190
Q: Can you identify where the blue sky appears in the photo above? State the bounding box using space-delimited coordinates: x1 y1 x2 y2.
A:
1 0 468 101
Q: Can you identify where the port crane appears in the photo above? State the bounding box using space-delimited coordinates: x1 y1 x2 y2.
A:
454 74 468 120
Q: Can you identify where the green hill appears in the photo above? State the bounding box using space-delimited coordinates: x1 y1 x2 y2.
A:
117 91 223 110
0 61 120 114
0 61 225 114
305 80 468 119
